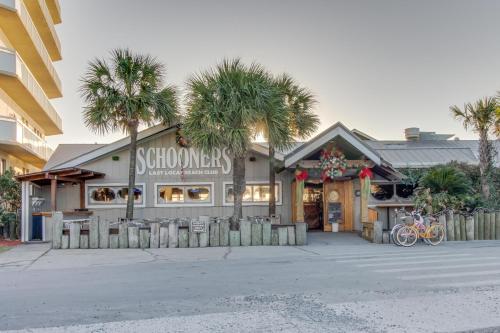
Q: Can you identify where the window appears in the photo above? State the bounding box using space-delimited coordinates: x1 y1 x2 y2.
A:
396 184 415 199
370 184 394 201
86 184 145 208
155 183 213 206
224 181 282 206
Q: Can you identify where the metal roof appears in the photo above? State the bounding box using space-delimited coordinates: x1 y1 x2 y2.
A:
43 144 106 171
365 140 500 168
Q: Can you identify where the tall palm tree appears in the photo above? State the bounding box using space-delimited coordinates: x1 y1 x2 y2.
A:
184 59 277 226
451 97 497 199
80 49 179 219
257 74 319 216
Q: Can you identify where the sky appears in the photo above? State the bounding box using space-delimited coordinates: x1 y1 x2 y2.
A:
48 0 500 147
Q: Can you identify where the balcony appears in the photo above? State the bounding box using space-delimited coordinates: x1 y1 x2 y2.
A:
0 0 62 97
0 47 62 135
24 0 62 61
0 116 53 168
45 0 60 24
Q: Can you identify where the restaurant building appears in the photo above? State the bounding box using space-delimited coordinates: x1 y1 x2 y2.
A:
17 121 498 242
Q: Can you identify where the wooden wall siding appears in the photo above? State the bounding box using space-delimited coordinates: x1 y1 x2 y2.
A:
41 130 295 223
368 208 378 223
323 180 354 232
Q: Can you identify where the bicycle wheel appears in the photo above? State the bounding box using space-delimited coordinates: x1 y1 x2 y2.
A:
390 224 404 246
426 224 445 246
396 226 418 247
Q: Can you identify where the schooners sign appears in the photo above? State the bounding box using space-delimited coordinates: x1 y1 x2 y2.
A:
136 147 232 176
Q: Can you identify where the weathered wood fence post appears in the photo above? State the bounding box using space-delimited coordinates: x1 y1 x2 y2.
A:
295 222 307 246
168 222 178 248
51 212 63 249
89 216 99 249
478 211 485 240
219 219 230 246
465 215 474 241
119 222 128 248
150 222 160 248
446 211 454 241
473 211 479 240
453 213 461 241
439 214 447 241
128 226 139 248
496 212 500 241
198 216 210 247
489 212 496 240
69 222 80 249
251 222 263 246
159 225 169 248
240 219 251 246
99 219 110 249
459 215 466 241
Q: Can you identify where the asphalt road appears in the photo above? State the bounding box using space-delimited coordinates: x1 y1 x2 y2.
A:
2 233 500 332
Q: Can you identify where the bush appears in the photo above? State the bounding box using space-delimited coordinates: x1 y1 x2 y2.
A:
0 170 21 239
413 165 472 214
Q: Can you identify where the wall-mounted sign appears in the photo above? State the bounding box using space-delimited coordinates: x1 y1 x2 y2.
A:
328 202 342 224
136 147 232 176
190 219 208 233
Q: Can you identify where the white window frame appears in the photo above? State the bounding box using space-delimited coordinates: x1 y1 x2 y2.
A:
85 183 146 209
154 182 215 207
222 180 282 206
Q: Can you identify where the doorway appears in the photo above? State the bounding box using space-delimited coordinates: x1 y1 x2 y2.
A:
303 183 323 230
323 180 354 232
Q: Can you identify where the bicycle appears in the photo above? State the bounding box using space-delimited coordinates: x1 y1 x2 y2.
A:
396 215 445 247
390 209 419 246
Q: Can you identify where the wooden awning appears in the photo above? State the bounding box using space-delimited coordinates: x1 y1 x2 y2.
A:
16 167 105 185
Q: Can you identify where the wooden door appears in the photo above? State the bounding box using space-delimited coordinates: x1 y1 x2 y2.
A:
323 180 354 232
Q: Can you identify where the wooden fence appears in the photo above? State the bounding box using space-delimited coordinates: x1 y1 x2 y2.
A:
372 210 500 244
48 212 307 249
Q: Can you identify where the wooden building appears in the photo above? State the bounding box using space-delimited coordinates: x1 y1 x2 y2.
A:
17 121 436 242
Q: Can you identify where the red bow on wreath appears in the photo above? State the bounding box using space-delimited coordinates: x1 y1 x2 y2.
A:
295 169 308 181
358 167 373 179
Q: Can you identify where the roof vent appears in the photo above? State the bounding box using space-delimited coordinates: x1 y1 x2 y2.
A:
405 127 420 141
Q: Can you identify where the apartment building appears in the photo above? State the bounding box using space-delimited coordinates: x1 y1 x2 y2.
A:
0 0 62 175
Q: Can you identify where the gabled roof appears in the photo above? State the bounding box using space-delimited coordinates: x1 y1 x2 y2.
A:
44 144 106 171
284 122 383 168
48 124 179 170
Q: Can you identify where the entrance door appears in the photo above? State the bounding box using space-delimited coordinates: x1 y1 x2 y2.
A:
323 180 354 232
303 183 323 230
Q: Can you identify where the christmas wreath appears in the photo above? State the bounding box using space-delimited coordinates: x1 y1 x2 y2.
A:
319 148 348 181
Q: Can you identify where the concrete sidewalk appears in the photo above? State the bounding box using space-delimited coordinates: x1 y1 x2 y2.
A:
0 242 51 271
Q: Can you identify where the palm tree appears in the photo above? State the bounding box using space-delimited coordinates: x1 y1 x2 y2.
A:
184 59 277 226
80 49 179 219
451 97 497 199
256 74 319 216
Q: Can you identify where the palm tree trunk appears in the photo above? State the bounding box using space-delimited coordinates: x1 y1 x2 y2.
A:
126 121 139 220
232 155 246 229
478 130 491 200
268 144 276 217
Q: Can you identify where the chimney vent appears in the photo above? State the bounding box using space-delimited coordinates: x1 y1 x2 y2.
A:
405 127 420 141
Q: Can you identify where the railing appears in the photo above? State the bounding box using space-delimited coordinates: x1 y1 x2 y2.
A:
0 46 62 131
0 115 53 160
0 0 62 93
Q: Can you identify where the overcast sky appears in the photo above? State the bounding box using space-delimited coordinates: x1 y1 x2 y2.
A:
48 0 500 147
